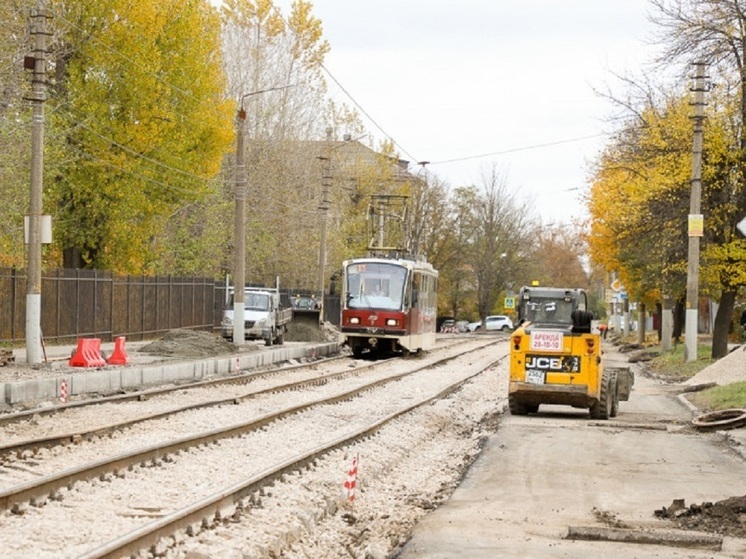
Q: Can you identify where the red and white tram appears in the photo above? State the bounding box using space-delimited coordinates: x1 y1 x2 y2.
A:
339 255 438 358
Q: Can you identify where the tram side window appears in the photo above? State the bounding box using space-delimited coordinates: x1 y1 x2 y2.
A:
425 275 435 313
423 275 435 313
412 273 421 306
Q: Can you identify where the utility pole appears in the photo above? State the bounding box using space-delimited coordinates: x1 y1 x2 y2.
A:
685 62 707 362
233 107 248 346
232 85 294 346
25 0 50 364
317 129 333 322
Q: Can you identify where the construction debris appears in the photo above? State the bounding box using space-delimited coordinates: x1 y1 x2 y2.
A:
0 348 15 366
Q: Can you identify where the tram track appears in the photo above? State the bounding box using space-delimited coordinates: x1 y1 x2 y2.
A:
0 338 508 559
0 340 473 459
0 353 350 427
0 339 502 525
0 355 376 458
82 353 504 559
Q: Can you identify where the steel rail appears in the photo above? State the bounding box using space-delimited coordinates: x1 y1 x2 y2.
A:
0 358 383 458
80 354 506 559
0 353 348 426
0 340 501 512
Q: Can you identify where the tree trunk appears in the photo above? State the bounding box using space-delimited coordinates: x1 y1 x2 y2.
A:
711 290 736 359
636 302 646 344
63 247 85 269
672 297 685 343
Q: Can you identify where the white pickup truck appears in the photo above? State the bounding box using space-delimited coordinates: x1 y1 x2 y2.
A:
221 287 292 346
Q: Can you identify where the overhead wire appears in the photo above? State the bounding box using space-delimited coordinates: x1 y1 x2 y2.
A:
430 133 609 166
267 4 421 164
268 4 613 177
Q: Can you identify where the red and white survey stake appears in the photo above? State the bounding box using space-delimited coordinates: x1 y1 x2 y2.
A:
343 454 359 502
60 379 68 404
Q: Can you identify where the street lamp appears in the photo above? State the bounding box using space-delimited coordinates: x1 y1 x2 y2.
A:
232 85 294 346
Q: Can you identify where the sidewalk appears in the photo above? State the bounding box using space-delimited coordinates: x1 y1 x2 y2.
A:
12 339 153 363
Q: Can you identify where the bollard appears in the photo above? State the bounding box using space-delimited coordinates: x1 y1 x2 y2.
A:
106 336 129 365
69 338 106 367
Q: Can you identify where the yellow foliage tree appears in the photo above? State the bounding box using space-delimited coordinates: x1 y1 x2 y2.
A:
47 0 234 273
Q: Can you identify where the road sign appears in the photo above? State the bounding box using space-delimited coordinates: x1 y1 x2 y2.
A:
504 297 515 309
738 216 746 236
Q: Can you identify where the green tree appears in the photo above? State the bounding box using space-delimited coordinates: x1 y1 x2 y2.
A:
47 0 234 273
0 0 41 267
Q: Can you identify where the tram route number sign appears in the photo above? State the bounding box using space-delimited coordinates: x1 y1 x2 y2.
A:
529 330 564 352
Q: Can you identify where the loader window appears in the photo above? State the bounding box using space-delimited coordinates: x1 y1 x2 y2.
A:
524 298 573 325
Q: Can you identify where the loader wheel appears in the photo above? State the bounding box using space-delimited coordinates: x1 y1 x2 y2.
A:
610 370 620 418
508 395 529 415
589 372 613 420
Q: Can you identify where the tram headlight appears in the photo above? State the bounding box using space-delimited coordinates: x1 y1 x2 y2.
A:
349 317 360 325
386 318 398 327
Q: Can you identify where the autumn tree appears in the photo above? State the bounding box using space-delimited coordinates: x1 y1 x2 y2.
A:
463 167 536 323
589 89 693 304
45 0 234 273
651 0 746 357
220 0 340 289
528 225 590 289
0 0 43 267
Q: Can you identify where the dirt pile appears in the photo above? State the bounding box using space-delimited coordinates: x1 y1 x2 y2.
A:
285 321 339 343
138 329 240 358
655 495 746 538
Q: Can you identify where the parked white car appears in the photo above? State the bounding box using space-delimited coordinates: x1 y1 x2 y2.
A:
466 320 482 332
484 315 514 332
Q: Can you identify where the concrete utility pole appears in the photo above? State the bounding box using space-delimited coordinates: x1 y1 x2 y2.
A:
232 85 294 346
233 107 248 346
317 129 333 321
661 293 673 351
685 61 707 362
25 0 50 364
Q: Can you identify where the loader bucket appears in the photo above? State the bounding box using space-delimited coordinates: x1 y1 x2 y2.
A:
289 295 322 333
292 307 322 328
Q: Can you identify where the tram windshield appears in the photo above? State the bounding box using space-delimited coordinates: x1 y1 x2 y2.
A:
345 262 407 311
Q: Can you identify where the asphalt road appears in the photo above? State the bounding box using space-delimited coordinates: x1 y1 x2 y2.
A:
397 349 746 558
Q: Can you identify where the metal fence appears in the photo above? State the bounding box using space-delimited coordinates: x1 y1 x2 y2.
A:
0 268 341 346
0 268 217 345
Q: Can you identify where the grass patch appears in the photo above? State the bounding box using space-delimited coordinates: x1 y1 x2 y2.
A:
688 382 746 411
644 343 716 382
641 341 746 411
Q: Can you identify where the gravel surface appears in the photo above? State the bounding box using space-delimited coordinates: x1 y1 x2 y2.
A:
0 338 504 559
2 334 745 558
684 345 746 386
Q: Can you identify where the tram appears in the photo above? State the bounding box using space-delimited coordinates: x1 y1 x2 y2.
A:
339 253 438 358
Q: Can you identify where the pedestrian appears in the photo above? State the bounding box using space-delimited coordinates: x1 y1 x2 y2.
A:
598 323 608 339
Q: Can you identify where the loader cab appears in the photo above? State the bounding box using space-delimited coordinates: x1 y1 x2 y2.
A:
517 286 591 332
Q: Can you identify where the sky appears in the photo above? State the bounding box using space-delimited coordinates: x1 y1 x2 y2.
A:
275 0 664 225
